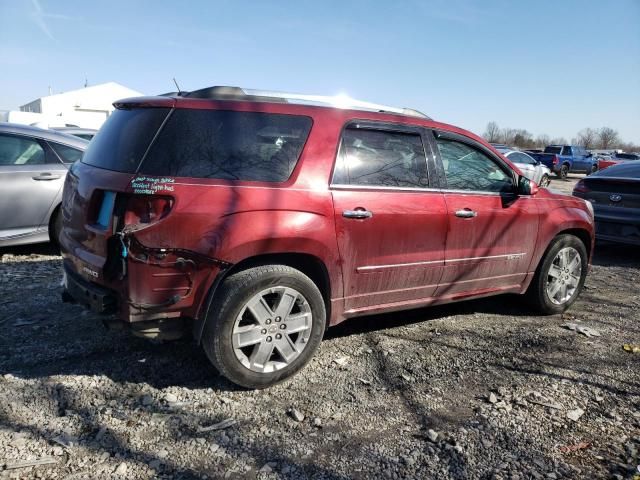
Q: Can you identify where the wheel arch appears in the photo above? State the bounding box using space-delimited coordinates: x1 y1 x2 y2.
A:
193 252 332 343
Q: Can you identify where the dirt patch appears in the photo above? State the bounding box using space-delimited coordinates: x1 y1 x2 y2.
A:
0 241 638 479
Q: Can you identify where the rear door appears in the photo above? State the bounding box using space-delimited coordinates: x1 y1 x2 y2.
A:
0 133 67 240
331 122 447 314
428 130 539 297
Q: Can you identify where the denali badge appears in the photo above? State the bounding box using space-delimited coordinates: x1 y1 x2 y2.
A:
82 266 99 278
609 194 622 202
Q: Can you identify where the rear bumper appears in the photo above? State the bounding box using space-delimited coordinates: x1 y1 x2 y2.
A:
62 264 117 314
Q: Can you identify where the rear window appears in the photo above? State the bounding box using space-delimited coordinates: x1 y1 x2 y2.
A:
82 108 170 172
50 142 83 164
140 110 312 182
544 146 562 154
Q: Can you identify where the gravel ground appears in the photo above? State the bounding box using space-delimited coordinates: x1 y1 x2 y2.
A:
1 176 638 480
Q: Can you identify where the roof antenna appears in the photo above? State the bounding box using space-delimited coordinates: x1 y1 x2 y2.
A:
173 77 182 94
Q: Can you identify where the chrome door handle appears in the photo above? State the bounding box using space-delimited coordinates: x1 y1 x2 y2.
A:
455 209 477 218
32 173 61 181
343 209 373 219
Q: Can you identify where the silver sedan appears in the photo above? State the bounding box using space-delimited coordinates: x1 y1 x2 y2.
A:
496 147 551 187
0 123 88 247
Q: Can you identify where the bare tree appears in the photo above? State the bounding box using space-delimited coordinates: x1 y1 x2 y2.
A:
576 128 597 149
549 137 567 145
597 127 619 149
483 122 501 143
535 134 550 148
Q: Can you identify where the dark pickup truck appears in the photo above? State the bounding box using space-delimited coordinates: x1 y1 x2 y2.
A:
528 145 597 180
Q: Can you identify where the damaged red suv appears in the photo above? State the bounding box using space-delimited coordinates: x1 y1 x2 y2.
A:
61 86 594 388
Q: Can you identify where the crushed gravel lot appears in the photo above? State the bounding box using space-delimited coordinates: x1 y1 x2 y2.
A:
1 176 639 480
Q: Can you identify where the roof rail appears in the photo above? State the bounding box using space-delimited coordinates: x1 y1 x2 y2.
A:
181 86 431 120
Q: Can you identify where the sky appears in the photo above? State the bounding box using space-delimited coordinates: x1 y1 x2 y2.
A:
0 0 639 143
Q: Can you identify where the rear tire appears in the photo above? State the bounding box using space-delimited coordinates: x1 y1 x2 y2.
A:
202 265 326 389
559 164 569 181
526 234 588 315
48 207 62 248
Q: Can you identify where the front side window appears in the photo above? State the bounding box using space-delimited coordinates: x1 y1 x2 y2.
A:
0 134 46 166
141 110 312 182
332 128 428 188
436 138 514 193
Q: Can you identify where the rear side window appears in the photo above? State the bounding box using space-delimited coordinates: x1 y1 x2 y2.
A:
50 142 83 164
436 138 513 193
0 134 46 165
82 108 170 172
332 128 428 188
140 110 312 182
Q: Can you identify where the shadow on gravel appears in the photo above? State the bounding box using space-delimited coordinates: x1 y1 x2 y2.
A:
0 242 60 256
592 242 639 268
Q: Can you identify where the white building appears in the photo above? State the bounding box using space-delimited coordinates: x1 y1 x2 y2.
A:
14 82 143 129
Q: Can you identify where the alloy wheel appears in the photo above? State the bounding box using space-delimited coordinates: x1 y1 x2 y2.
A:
231 286 313 373
546 247 582 305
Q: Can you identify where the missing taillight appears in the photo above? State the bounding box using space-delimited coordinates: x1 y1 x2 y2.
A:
124 195 174 226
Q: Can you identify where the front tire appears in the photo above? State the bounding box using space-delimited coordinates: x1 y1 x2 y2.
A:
588 164 598 175
202 265 326 389
540 174 550 187
526 234 588 315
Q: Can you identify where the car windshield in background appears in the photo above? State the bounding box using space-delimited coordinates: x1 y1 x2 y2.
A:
544 146 562 154
595 162 640 178
615 153 640 160
81 108 171 172
140 110 312 182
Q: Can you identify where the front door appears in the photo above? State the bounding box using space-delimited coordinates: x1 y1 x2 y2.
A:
331 124 447 314
429 132 539 297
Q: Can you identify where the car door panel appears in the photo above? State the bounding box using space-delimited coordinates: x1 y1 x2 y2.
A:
437 193 539 295
333 188 447 312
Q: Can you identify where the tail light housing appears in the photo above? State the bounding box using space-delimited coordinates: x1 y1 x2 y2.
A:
552 155 560 165
573 180 590 194
124 195 174 226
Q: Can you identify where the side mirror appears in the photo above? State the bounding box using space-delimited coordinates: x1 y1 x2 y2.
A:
518 176 539 195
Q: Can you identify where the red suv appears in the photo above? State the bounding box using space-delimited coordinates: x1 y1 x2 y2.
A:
61 86 594 388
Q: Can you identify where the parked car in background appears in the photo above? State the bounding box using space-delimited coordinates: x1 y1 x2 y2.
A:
528 145 597 180
597 152 640 171
52 127 98 141
492 145 551 187
0 123 88 247
573 162 640 246
60 86 594 388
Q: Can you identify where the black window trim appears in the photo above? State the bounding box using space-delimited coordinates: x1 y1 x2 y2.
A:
329 119 438 191
426 129 519 195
